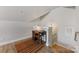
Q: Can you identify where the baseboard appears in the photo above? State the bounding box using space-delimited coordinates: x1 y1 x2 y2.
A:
57 42 75 51
0 35 31 46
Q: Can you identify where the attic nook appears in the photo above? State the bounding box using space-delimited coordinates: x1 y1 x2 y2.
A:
0 6 78 53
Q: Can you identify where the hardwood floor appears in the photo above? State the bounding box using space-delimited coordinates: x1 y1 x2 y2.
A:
0 38 44 53
15 38 44 53
51 44 74 53
37 44 74 53
0 38 75 53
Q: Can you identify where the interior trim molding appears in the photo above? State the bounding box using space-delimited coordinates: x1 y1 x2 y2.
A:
57 42 75 51
0 35 31 46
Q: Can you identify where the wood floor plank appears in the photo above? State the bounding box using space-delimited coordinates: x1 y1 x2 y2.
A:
51 44 74 53
15 38 44 53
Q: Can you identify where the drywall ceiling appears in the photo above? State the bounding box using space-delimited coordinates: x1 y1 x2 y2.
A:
0 6 57 22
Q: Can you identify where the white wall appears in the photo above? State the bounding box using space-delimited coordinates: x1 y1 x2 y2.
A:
1 6 79 48
0 6 54 45
40 7 78 47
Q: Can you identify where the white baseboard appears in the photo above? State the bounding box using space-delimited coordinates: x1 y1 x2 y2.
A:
0 35 31 46
57 42 75 51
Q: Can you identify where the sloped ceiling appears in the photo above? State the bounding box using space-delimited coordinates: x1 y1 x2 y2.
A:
0 6 57 22
0 6 58 44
